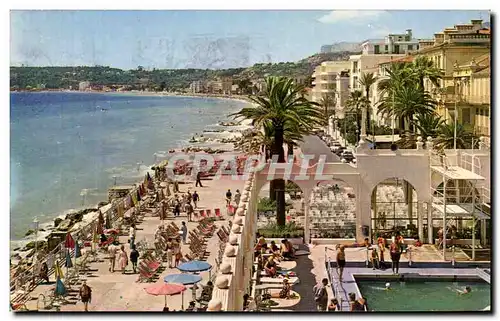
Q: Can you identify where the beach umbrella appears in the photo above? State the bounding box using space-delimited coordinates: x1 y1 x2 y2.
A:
164 274 202 310
74 240 81 259
65 233 75 249
65 250 73 269
137 189 142 202
131 193 137 207
144 282 186 308
177 261 212 273
54 276 67 297
97 212 104 234
54 261 64 279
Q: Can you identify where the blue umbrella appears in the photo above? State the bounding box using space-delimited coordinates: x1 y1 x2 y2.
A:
177 260 212 273
164 274 202 310
54 277 67 297
74 241 81 259
65 250 73 268
164 273 202 285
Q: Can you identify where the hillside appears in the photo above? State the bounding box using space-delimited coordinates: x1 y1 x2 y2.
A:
10 51 359 91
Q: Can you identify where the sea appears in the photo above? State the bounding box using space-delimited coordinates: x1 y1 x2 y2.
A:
10 92 248 240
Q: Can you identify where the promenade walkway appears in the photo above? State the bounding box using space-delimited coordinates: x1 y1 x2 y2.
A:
24 176 245 312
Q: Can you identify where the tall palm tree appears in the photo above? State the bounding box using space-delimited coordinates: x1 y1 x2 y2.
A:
411 56 443 92
319 93 336 130
434 123 479 150
359 72 377 132
345 90 369 143
232 76 323 226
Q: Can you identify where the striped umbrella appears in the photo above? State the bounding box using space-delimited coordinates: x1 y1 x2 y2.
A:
65 250 73 268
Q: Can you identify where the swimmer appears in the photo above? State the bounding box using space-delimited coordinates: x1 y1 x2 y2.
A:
385 282 392 290
458 286 471 295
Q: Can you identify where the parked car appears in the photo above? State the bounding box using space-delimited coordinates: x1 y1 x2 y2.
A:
334 147 346 156
330 142 342 152
341 151 355 162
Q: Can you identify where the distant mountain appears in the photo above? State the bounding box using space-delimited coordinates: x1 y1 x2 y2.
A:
482 21 490 28
321 42 361 53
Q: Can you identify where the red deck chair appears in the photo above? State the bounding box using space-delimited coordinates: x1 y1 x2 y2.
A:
199 209 206 218
206 209 212 217
215 208 221 219
227 205 235 215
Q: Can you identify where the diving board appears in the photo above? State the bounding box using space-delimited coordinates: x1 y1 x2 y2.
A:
476 268 490 284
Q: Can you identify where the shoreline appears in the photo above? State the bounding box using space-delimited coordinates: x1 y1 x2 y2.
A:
10 92 254 251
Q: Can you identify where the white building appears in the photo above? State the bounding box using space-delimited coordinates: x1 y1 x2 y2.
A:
361 29 420 55
189 81 204 93
311 61 351 114
78 81 91 91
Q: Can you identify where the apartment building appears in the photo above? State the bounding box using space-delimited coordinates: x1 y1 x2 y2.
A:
349 54 405 91
310 61 351 116
361 29 420 55
415 19 490 126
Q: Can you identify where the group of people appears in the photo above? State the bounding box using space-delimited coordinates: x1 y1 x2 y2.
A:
154 225 184 268
107 243 140 274
313 278 368 312
171 190 199 221
225 189 241 207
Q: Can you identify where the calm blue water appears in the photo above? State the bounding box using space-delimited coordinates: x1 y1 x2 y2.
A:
10 92 246 239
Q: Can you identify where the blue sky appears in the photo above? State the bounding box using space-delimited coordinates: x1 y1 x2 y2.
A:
10 10 490 69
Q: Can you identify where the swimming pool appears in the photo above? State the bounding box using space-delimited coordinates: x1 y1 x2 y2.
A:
356 279 491 312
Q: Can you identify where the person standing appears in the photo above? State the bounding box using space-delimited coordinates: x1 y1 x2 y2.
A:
181 222 188 244
174 197 181 217
185 202 194 222
39 262 49 283
108 245 117 273
336 245 346 281
118 245 129 274
225 189 232 205
166 238 174 268
130 245 139 273
129 223 136 249
328 298 340 311
195 172 203 187
186 190 193 204
390 239 401 274
79 280 92 312
234 189 241 206
313 278 329 311
192 191 200 209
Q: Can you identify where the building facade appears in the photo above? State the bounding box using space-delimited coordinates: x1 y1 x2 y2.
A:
361 29 420 55
415 19 490 126
311 61 351 115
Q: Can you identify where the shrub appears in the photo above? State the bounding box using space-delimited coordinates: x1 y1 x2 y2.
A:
258 221 304 239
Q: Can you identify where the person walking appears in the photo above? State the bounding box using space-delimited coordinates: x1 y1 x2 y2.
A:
195 172 203 187
39 262 49 284
118 245 129 274
234 189 241 206
192 191 200 209
313 278 329 311
79 280 92 312
129 223 136 249
166 238 174 268
181 221 188 244
130 244 139 273
225 189 232 205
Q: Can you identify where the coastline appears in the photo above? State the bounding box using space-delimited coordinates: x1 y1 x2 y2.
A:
10 92 254 254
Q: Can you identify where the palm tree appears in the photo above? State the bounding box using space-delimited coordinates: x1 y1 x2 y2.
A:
434 123 479 150
359 72 377 133
345 90 369 143
398 113 445 149
232 76 323 226
319 93 336 130
410 56 443 92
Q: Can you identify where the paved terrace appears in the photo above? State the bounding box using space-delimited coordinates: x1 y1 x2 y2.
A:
23 176 244 312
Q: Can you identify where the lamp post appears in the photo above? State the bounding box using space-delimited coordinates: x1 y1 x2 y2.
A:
112 175 118 186
453 79 458 150
33 217 39 263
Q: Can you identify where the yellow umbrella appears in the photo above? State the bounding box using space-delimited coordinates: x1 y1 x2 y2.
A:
54 262 64 279
131 193 138 207
117 203 124 218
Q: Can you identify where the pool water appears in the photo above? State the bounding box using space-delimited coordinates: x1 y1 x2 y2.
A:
357 280 491 312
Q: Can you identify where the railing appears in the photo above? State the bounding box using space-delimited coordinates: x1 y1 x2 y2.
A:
10 183 144 299
325 247 345 311
460 152 481 174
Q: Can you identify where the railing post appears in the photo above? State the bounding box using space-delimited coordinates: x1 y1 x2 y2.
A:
452 246 456 267
408 247 412 267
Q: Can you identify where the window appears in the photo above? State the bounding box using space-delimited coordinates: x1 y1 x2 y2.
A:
394 45 400 54
385 45 388 52
374 45 380 54
353 76 358 88
462 108 471 124
353 61 358 72
407 44 413 51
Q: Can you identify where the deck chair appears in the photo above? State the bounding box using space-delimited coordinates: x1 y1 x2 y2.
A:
206 209 212 217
